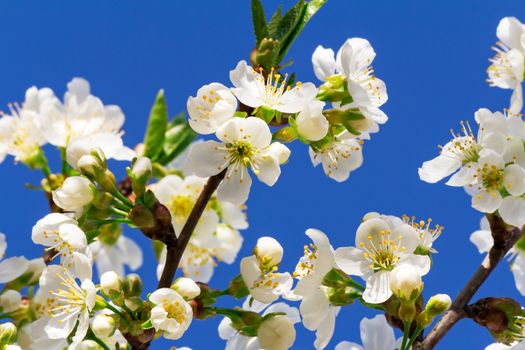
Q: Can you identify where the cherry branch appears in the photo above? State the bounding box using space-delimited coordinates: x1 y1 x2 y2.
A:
157 169 226 289
415 214 525 349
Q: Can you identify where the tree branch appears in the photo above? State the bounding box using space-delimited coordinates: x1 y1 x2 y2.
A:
157 169 226 289
415 214 524 349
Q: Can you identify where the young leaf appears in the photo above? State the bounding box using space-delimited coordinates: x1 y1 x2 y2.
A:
277 0 328 63
252 0 268 46
266 5 283 37
155 115 197 166
143 89 169 160
272 0 305 42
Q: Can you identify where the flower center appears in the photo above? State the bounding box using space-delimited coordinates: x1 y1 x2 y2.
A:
479 165 504 191
442 122 480 164
228 140 255 167
360 230 405 271
46 270 87 322
403 215 443 252
43 230 75 267
169 195 194 223
293 244 318 278
163 301 186 323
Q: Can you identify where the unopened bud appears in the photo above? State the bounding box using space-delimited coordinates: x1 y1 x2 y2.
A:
92 314 117 339
390 265 423 301
125 296 143 312
295 100 329 142
417 294 452 328
0 290 21 314
123 274 143 297
254 237 283 271
257 315 296 350
130 157 152 197
76 340 101 350
171 277 201 300
100 271 123 300
272 127 297 143
268 143 291 165
52 176 95 212
0 323 17 345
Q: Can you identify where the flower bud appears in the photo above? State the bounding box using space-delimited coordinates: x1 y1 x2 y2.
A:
257 315 296 350
77 154 104 178
0 290 21 314
295 100 329 142
0 323 17 345
268 143 291 165
75 340 101 350
389 264 423 301
171 277 201 300
92 314 117 339
100 271 123 300
254 237 283 271
123 274 142 297
130 157 152 197
52 176 95 212
426 294 452 317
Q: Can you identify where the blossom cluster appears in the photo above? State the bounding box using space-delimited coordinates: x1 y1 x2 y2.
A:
0 2 524 350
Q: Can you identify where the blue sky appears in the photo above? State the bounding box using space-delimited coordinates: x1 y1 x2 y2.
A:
0 0 524 349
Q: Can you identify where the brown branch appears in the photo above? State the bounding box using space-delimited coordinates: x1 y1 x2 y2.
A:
157 169 226 289
415 214 525 349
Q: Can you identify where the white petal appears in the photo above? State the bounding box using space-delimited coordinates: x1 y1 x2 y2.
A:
497 17 525 50
511 253 525 296
335 341 364 350
312 46 337 81
218 165 252 205
469 229 493 254
0 257 28 283
418 155 462 184
472 190 503 213
334 247 366 276
361 315 396 350
362 271 392 304
254 153 280 186
499 196 525 227
188 140 228 178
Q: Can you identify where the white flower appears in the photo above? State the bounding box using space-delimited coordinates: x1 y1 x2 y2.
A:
153 175 219 238
485 340 525 350
172 277 201 300
40 265 96 348
293 229 337 350
470 217 525 296
487 17 525 114
0 233 28 283
149 288 193 340
402 216 443 254
0 86 53 165
309 130 363 182
157 224 244 283
257 315 296 350
52 176 95 214
254 237 284 269
189 117 289 205
89 234 143 277
335 214 430 304
31 213 92 279
218 299 300 350
230 61 317 113
187 82 237 134
295 100 329 141
312 38 388 124
469 149 525 214
39 77 134 161
240 237 293 305
335 315 403 350
0 290 22 314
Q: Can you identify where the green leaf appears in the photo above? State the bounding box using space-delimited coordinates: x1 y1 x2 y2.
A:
155 117 197 166
144 89 169 160
141 320 154 330
252 0 268 46
266 6 282 37
272 0 305 42
277 0 328 63
234 111 248 118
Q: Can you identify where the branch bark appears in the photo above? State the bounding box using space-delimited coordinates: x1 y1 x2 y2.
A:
157 169 226 289
415 214 524 349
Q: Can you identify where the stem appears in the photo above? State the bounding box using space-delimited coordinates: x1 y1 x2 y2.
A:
406 326 423 350
112 189 134 209
400 321 410 350
104 303 129 325
110 206 130 217
157 169 226 289
416 215 524 349
87 328 110 350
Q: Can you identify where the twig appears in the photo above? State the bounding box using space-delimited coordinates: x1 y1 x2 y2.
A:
415 214 524 349
157 169 226 289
